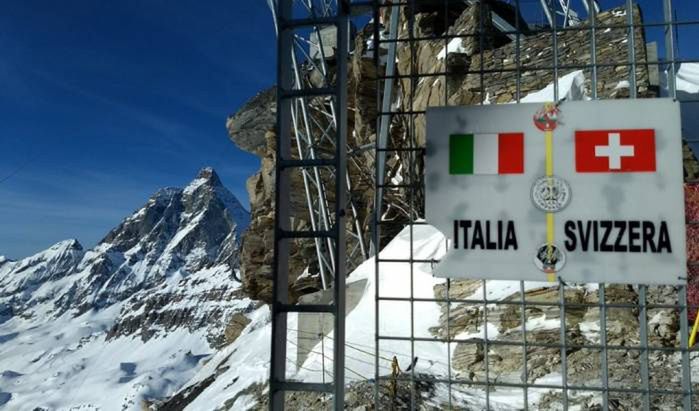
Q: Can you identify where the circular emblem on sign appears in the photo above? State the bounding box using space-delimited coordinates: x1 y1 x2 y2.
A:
534 243 566 273
531 176 571 212
533 102 560 131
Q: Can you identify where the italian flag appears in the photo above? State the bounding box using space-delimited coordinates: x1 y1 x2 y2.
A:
449 133 525 175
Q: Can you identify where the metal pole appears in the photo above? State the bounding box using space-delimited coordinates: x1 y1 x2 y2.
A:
562 0 572 27
409 1 417 406
540 0 555 28
375 1 400 237
679 285 693 410
638 285 650 411
447 278 453 409
520 281 529 409
588 0 597 99
289 107 329 288
483 280 491 409
581 0 599 14
559 281 568 410
625 0 637 98
599 284 609 411
515 0 522 103
664 0 677 99
550 0 559 102
333 3 350 409
270 0 293 409
408 1 418 407
372 2 381 407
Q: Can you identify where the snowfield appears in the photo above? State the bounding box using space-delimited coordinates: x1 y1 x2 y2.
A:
1 304 210 409
0 262 252 410
0 168 252 410
172 225 566 410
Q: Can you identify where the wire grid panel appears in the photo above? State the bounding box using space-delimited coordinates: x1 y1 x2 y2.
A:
371 0 699 409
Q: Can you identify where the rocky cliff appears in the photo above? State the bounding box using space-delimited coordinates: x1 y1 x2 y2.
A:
227 2 697 303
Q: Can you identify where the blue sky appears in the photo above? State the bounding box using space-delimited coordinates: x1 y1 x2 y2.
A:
1 1 698 259
0 1 276 259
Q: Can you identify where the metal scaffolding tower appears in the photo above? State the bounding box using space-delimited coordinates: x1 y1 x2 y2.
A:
268 0 368 290
269 0 350 409
268 0 604 409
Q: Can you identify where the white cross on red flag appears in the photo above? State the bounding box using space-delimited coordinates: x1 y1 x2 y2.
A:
575 129 656 172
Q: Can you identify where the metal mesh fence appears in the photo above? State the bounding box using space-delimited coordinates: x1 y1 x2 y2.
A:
370 1 699 409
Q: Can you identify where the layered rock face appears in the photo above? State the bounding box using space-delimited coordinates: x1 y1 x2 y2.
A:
428 280 697 410
0 168 255 409
227 90 375 302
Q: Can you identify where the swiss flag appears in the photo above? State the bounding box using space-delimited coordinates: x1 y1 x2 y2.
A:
575 129 656 172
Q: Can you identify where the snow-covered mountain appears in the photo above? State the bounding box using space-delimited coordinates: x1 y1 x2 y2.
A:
0 167 254 409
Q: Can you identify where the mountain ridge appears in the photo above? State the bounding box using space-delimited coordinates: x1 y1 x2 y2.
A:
0 167 255 409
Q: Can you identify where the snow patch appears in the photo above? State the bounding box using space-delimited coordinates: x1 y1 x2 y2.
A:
437 38 467 60
614 80 630 90
520 70 589 103
676 63 699 94
183 178 209 195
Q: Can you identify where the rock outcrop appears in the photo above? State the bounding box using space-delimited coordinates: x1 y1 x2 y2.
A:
226 87 276 156
429 279 698 409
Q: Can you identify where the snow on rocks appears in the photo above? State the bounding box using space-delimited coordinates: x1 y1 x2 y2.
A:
614 80 630 90
520 70 589 103
170 225 599 410
437 38 468 60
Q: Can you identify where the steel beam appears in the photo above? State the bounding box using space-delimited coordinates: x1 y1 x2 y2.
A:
270 1 348 409
270 0 293 408
332 3 350 409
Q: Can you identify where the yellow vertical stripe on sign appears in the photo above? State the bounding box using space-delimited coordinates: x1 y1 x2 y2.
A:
545 129 555 283
546 213 555 244
545 130 553 177
690 313 699 347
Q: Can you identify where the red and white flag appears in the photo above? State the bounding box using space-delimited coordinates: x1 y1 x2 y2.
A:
575 129 656 172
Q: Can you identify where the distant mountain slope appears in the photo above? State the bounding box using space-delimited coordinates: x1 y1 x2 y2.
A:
0 167 255 410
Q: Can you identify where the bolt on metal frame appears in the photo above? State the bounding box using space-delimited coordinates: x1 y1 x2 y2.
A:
270 0 350 409
371 0 699 410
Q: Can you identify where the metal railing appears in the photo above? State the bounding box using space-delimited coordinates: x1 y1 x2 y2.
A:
270 1 350 409
371 0 699 410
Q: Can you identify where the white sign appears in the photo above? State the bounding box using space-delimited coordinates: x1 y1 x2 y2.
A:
425 99 686 285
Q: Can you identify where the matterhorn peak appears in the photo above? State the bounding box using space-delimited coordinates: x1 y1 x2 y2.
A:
183 166 224 196
0 164 253 410
196 166 218 180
